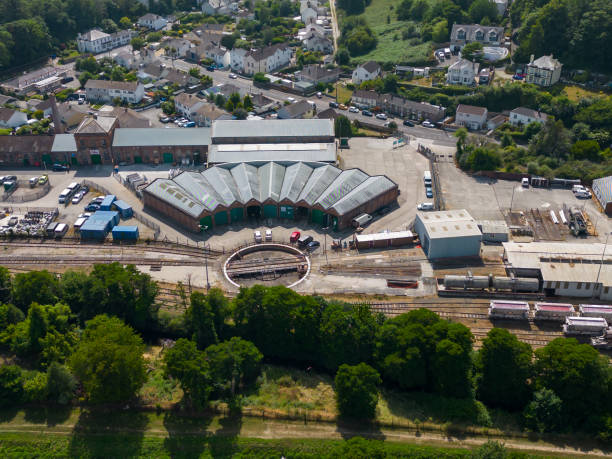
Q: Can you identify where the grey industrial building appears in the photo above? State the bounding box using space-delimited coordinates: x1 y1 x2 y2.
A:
143 161 398 232
592 175 612 215
207 142 336 165
414 209 482 259
211 119 335 144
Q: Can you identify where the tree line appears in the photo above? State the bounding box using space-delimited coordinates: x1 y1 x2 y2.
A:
1 266 611 441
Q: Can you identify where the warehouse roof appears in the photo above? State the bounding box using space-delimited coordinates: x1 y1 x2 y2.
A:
593 175 612 206
424 220 482 239
144 162 396 216
208 143 336 164
211 119 334 140
112 128 211 147
51 134 77 152
418 209 475 223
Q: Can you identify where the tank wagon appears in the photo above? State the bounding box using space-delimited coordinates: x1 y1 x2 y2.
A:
534 302 575 321
443 274 539 293
563 316 608 336
488 300 530 320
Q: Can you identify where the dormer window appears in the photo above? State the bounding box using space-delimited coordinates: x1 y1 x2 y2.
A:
457 29 466 40
475 30 484 40
489 31 497 41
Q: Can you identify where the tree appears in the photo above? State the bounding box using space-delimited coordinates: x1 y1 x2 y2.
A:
460 42 483 61
70 315 146 403
205 337 263 396
0 365 23 407
23 371 48 403
523 388 562 433
130 37 145 51
471 441 509 459
432 19 448 43
46 362 76 405
571 140 601 161
147 31 163 43
0 266 12 303
336 48 350 65
189 67 200 78
221 34 237 50
253 73 269 84
12 270 59 313
101 18 118 33
574 97 612 131
335 363 381 420
382 74 398 93
110 66 125 81
161 101 174 114
468 0 499 23
163 338 212 408
243 95 253 111
233 108 248 120
466 146 502 171
409 0 429 20
533 338 610 428
119 16 132 29
27 303 48 354
338 0 366 15
187 291 218 349
335 115 352 138
33 110 44 120
476 328 533 410
529 118 571 160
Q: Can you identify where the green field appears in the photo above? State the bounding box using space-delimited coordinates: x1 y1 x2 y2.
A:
349 0 435 65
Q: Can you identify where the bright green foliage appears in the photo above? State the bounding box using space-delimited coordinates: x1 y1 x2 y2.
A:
470 441 508 459
204 337 263 396
523 388 562 433
163 338 212 408
22 371 48 402
335 363 381 420
70 315 146 403
26 303 47 353
46 362 76 405
335 115 352 138
0 266 11 303
0 365 23 407
460 42 483 61
476 328 533 410
468 0 498 23
119 16 131 29
11 270 59 313
130 37 145 51
187 291 218 349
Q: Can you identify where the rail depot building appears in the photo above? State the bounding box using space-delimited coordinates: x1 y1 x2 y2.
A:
143 162 399 231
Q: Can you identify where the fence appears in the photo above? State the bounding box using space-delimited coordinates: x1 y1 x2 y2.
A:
417 144 445 211
1 181 51 203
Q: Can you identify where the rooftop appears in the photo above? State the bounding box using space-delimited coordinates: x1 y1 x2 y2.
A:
417 209 482 239
211 119 334 141
85 80 140 91
355 230 414 242
51 134 77 152
75 116 116 134
457 104 487 116
208 143 336 164
112 128 211 147
511 107 548 120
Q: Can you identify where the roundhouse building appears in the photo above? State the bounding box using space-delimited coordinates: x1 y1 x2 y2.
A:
143 161 398 231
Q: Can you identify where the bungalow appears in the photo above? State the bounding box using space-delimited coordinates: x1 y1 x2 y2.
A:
0 108 28 129
138 13 167 30
450 24 504 51
277 100 315 119
509 107 548 126
84 80 145 104
297 65 340 84
455 104 488 130
352 61 381 85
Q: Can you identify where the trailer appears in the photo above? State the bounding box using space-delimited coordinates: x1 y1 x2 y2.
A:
579 304 612 321
534 302 574 321
563 316 607 336
488 300 530 320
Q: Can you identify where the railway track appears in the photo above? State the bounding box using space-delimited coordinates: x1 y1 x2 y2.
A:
320 264 422 277
0 255 206 266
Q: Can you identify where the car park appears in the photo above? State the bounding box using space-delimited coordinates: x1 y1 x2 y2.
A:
417 202 434 211
290 231 301 243
329 101 339 108
348 106 359 113
376 113 387 120
254 230 262 243
403 119 415 127
362 110 373 117
306 240 320 251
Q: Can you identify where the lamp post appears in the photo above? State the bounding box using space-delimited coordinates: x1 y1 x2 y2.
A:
199 224 210 290
594 232 611 298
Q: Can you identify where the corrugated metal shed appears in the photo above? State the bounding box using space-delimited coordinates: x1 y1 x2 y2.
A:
112 127 211 147
201 167 239 207
211 119 334 141
593 175 612 210
280 162 313 202
173 171 224 212
331 176 396 215
230 162 260 203
297 164 342 206
315 169 369 210
258 162 285 202
145 179 206 217
208 143 336 164
112 225 139 240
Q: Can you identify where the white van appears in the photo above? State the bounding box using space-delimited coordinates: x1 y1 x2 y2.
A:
572 184 587 194
417 202 434 211
521 177 529 188
54 223 68 238
74 217 87 230
67 182 80 193
58 188 71 203
423 170 432 185
352 213 373 228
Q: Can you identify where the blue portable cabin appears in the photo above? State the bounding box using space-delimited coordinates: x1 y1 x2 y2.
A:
90 210 120 228
112 225 139 241
80 219 110 239
113 200 133 219
100 195 116 211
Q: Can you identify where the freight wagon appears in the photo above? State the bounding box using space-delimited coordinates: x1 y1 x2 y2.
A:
563 316 608 336
534 302 575 321
488 300 530 320
579 304 612 321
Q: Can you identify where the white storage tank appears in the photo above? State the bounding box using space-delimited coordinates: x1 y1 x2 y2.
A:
563 316 607 335
534 302 575 321
579 304 612 321
488 300 530 320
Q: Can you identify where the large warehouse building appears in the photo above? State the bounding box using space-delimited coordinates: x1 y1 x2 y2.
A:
143 161 398 232
414 209 482 259
210 119 335 144
207 142 336 165
592 175 612 215
503 242 612 300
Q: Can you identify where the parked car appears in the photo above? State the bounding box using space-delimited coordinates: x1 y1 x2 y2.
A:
85 203 100 212
348 106 359 113
61 76 74 84
362 110 373 117
206 65 215 71
290 231 301 243
52 164 68 172
160 117 171 123
376 113 387 120
316 92 323 98
80 185 89 194
338 103 348 110
417 202 434 211
287 97 296 103
254 230 262 243
425 186 433 198
329 101 339 108
91 196 105 204
522 177 530 188
184 121 196 128
71 191 85 204
403 119 415 127
229 73 237 79
265 229 272 241
422 120 435 128
38 175 48 185
298 234 313 247
306 240 320 251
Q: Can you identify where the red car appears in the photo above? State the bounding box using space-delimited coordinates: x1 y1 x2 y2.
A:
290 231 301 243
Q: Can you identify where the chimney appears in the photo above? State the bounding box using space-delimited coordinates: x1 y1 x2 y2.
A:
50 94 64 134
529 54 534 64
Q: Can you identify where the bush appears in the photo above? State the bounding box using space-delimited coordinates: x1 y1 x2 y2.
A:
0 365 23 407
335 363 381 420
22 371 48 403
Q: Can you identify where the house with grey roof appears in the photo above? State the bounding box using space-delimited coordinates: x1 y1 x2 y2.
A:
138 13 167 30
509 107 548 126
455 104 488 130
277 100 316 119
446 59 479 86
0 108 28 129
85 80 145 104
297 65 340 85
243 44 292 76
352 61 381 85
303 31 334 54
526 54 562 87
77 29 136 54
450 24 504 51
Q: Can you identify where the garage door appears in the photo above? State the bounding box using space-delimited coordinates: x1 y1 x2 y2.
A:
134 156 142 163
42 154 52 164
263 205 277 218
91 154 102 164
311 209 326 225
230 207 243 222
163 152 173 163
215 211 228 226
279 206 294 219
199 215 213 229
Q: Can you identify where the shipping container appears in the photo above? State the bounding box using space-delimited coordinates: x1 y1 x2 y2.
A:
112 225 139 240
112 200 133 219
54 223 68 238
46 221 58 236
579 304 612 321
353 230 414 249
563 316 607 336
90 210 120 228
534 302 574 321
80 219 109 239
488 300 530 320
100 195 116 211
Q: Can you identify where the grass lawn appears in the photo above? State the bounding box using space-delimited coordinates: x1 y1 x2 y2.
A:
91 103 103 110
0 129 11 136
562 84 607 102
349 0 435 65
328 83 353 104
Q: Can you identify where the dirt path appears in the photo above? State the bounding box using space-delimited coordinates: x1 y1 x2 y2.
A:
0 412 609 457
329 0 340 51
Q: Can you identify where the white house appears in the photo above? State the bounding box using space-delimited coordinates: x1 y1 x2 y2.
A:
84 80 145 104
301 7 317 25
352 61 381 85
243 44 292 76
114 51 138 70
77 29 135 54
0 108 28 129
450 24 504 52
204 45 230 68
509 107 548 127
162 38 192 58
174 93 204 118
201 0 237 15
229 48 248 72
304 31 333 54
455 104 488 130
526 54 562 87
446 59 479 86
138 13 167 30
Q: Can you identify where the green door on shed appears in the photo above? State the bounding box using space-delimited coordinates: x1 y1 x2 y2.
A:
199 215 213 229
215 211 228 226
91 154 102 164
311 209 325 225
163 152 173 163
42 154 52 164
230 207 243 222
263 205 277 218
134 156 142 163
279 205 294 219
71 157 78 166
